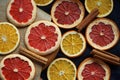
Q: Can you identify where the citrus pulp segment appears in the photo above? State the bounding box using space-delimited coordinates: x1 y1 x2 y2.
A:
86 18 119 50
60 30 86 58
0 54 35 80
77 58 110 80
7 0 37 27
34 0 53 6
0 22 20 55
47 58 76 80
85 0 113 17
51 0 85 29
25 20 61 55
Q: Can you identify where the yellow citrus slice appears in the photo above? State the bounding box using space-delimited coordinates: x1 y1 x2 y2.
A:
60 30 86 58
34 0 53 6
0 22 20 54
85 0 113 17
47 58 76 80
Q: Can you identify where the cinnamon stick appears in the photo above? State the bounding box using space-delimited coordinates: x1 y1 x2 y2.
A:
91 49 120 65
93 54 120 65
19 47 48 65
76 8 99 32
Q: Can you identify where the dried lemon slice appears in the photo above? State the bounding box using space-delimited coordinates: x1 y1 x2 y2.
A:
47 58 76 80
0 22 20 54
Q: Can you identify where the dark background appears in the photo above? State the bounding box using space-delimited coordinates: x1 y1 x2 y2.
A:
38 0 120 80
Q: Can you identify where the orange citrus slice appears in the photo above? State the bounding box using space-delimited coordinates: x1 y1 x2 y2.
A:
85 0 113 17
0 54 35 80
47 58 76 80
51 0 85 29
86 18 119 50
7 0 37 27
60 30 86 58
77 57 110 80
25 20 61 55
34 0 53 6
0 22 20 54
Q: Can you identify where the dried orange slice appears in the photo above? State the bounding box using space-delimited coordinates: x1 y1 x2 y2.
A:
0 54 35 80
47 58 76 80
60 30 86 58
85 0 113 17
0 22 20 55
51 0 85 29
34 0 53 6
86 18 119 50
77 57 110 80
25 20 61 55
7 0 37 27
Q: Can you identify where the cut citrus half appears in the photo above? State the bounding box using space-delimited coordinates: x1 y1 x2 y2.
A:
51 0 85 29
60 30 86 58
77 57 110 80
47 58 76 80
7 0 37 27
0 54 35 80
85 0 113 17
86 18 119 50
34 0 53 6
25 20 61 55
0 22 20 55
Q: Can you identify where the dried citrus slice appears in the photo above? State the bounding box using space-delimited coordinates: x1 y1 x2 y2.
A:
86 18 119 50
0 54 35 80
34 0 53 6
47 58 76 80
60 30 86 58
25 20 61 55
51 0 85 29
77 57 110 80
0 22 20 55
7 0 37 27
85 0 113 17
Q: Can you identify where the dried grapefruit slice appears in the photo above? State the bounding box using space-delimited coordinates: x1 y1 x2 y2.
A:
60 30 86 58
51 0 85 29
47 58 76 80
77 57 110 80
34 0 53 6
25 20 61 55
86 18 119 50
85 0 113 17
0 22 20 55
0 54 35 80
7 0 37 27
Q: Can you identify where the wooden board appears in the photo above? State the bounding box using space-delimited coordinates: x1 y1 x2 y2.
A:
0 0 58 80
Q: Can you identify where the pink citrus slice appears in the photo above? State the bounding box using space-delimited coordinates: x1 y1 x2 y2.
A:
51 0 85 29
77 57 110 80
7 0 37 27
25 20 61 55
86 18 119 50
0 54 35 80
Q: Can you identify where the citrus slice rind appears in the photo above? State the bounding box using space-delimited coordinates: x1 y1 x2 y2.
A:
0 54 35 80
47 58 77 80
60 30 86 58
51 0 85 29
77 57 110 80
7 0 37 27
34 0 53 6
0 22 20 55
85 0 113 17
86 18 119 50
25 20 61 55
